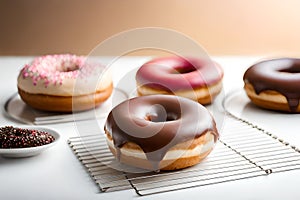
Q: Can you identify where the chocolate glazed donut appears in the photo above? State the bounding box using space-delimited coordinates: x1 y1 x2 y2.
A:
104 95 219 171
243 58 300 113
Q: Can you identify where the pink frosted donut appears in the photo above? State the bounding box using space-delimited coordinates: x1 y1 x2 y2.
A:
136 57 223 104
17 54 113 112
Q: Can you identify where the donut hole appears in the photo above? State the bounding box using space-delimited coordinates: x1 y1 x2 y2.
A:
172 65 197 74
145 112 179 122
60 64 80 72
279 66 300 73
52 58 81 72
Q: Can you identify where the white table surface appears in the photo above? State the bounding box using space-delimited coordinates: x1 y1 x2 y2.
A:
1 56 300 200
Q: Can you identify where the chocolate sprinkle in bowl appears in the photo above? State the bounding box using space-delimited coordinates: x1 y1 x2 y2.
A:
0 126 60 158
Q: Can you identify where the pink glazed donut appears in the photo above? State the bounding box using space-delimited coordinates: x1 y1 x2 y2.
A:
136 57 223 104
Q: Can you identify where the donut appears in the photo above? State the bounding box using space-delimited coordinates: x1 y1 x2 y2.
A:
0 126 55 148
17 54 113 112
135 56 223 104
243 58 300 113
104 95 219 171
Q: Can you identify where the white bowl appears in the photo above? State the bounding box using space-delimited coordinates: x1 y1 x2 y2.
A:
0 126 60 158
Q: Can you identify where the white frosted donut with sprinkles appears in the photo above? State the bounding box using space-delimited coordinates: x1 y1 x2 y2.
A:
17 54 113 112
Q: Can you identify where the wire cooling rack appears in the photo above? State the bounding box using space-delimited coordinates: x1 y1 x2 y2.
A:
68 115 300 196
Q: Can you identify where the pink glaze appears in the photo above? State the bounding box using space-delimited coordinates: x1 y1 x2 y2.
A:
136 57 223 91
21 54 98 87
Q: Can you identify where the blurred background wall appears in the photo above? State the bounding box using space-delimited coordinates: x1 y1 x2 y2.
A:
1 0 300 56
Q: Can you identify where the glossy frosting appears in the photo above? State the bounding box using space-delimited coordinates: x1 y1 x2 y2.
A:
17 54 112 96
104 95 219 170
243 58 300 112
136 57 223 91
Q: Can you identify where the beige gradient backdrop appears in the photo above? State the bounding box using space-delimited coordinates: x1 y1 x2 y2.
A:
1 0 300 56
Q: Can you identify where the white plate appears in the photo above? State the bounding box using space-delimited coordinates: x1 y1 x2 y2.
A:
223 89 300 145
0 126 60 158
223 89 255 117
4 88 128 125
223 89 300 119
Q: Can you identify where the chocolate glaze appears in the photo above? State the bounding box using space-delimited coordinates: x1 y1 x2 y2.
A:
104 95 219 170
136 57 223 91
243 58 300 112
